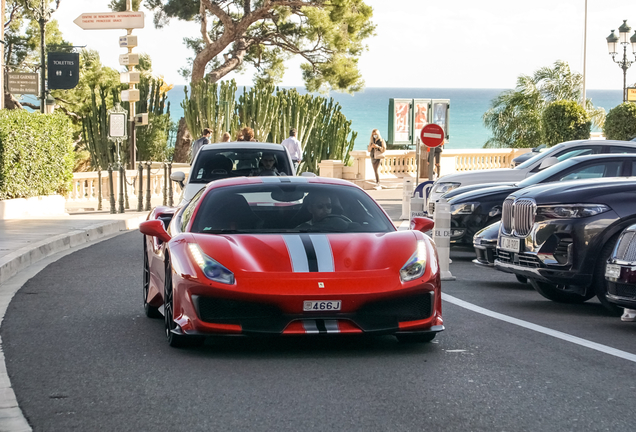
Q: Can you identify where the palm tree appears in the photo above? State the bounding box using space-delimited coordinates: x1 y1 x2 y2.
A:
483 61 605 148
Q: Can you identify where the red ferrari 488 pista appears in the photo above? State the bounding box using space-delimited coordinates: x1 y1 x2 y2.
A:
140 176 443 347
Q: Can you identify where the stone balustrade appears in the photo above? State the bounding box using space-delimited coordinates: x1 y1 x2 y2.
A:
319 147 530 188
66 163 191 211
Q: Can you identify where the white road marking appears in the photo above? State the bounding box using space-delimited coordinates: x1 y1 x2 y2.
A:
442 293 636 364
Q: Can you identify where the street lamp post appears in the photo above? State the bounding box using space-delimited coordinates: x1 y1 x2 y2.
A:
606 20 636 102
28 0 52 113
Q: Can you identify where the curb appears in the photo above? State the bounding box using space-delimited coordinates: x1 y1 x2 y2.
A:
0 216 146 286
0 214 147 432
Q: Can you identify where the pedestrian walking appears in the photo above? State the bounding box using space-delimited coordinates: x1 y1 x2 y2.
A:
221 132 231 142
427 144 443 180
367 129 386 189
190 128 211 163
281 128 302 170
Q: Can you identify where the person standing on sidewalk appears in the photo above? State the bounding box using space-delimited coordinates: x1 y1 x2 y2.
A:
281 128 302 171
368 129 386 189
190 128 211 163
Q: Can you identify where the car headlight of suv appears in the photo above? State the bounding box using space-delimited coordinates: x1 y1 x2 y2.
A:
434 182 461 194
188 243 235 284
400 240 427 282
450 202 479 215
536 204 610 219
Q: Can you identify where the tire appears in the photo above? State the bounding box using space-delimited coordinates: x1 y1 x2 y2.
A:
530 279 596 304
396 333 436 343
164 259 205 348
592 236 623 316
143 239 162 319
515 274 528 284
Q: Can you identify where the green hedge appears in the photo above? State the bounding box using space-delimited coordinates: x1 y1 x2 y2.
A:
541 100 590 145
0 110 74 200
603 102 636 141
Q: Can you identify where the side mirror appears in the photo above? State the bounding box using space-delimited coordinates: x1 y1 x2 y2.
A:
538 156 558 170
410 217 435 232
139 220 171 243
170 171 186 188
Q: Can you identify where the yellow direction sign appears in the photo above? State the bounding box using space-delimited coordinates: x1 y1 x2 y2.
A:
74 12 144 30
627 88 636 102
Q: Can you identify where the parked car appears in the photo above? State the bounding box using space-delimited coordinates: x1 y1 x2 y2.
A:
445 154 636 245
493 178 636 314
170 142 295 206
605 224 636 311
510 144 547 168
428 139 636 207
140 176 443 347
473 221 501 266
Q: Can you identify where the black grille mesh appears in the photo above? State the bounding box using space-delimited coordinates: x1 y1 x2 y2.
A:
616 231 636 261
608 282 636 299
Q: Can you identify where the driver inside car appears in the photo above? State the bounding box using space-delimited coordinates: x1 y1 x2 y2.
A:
296 193 351 231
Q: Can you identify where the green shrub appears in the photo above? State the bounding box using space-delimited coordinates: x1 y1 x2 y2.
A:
603 102 636 140
0 110 74 200
542 100 591 145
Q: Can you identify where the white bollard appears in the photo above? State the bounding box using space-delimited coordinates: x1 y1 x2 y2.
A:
410 193 425 218
433 197 456 281
400 178 414 220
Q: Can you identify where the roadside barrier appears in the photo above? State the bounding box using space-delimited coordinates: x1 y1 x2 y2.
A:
433 198 455 281
400 178 414 220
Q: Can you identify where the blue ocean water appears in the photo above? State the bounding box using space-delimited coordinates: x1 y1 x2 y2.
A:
165 86 623 151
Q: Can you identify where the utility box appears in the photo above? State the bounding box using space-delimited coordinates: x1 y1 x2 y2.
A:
135 113 149 126
121 89 140 102
119 35 138 48
120 71 140 84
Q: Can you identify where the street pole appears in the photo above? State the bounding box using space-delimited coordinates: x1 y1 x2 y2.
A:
1 0 5 110
126 0 136 169
581 0 587 107
32 0 51 113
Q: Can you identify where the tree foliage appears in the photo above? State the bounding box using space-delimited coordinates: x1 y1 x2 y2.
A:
603 103 636 141
483 61 605 148
542 100 591 145
138 0 375 92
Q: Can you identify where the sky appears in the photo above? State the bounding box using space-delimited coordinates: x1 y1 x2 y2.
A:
53 0 636 90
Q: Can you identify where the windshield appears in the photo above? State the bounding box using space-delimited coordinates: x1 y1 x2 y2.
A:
190 183 395 234
514 143 563 170
515 158 578 188
190 148 293 183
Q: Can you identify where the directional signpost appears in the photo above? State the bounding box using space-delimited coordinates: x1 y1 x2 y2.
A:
73 12 144 30
75 8 145 168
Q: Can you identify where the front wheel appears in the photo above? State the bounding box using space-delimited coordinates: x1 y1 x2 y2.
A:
530 279 595 304
164 260 205 348
396 333 436 343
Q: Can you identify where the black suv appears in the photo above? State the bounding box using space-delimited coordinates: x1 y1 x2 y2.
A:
493 178 636 314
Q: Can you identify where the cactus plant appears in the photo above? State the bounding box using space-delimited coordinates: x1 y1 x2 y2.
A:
182 79 238 142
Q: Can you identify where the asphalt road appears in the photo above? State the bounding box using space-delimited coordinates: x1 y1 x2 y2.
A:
3 230 636 430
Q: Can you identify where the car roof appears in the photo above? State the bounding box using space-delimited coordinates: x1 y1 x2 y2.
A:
201 175 361 191
567 153 636 162
200 142 286 151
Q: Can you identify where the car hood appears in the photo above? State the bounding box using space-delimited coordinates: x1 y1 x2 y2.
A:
187 230 425 274
448 184 521 204
437 168 529 185
442 182 515 200
512 178 636 208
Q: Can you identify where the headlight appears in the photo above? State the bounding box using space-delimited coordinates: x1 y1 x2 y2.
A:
400 240 427 282
188 243 235 284
536 204 610 219
434 182 460 194
450 202 479 215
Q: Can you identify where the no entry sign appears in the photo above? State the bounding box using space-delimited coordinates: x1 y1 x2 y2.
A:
420 123 445 148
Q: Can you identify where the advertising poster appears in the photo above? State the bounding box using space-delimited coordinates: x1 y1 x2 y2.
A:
433 101 449 138
414 101 429 142
394 101 410 143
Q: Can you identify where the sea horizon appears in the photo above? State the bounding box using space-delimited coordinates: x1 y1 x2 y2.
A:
165 86 623 151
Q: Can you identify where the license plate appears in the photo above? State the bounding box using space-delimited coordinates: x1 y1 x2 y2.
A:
605 263 621 279
303 300 341 311
500 236 521 253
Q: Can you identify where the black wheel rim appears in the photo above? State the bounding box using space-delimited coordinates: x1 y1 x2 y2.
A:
164 266 175 339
